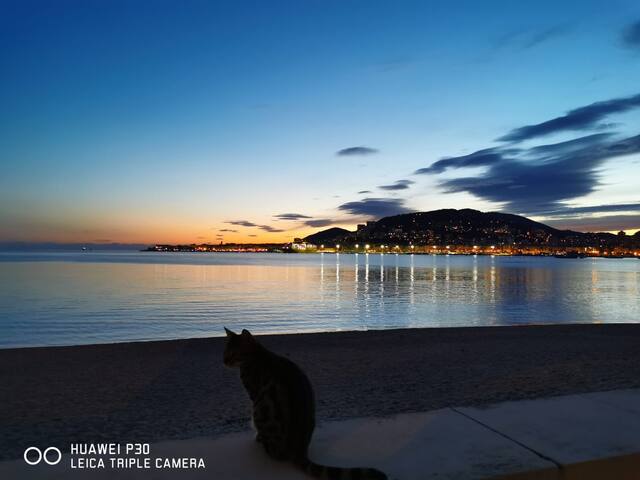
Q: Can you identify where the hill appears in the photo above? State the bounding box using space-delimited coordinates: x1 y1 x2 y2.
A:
304 209 632 248
303 227 352 246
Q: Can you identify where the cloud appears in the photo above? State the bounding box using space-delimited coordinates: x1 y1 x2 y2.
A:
274 213 312 220
357 190 372 194
497 93 640 142
521 25 570 49
378 179 415 191
544 214 640 232
336 146 379 156
225 220 285 233
493 25 570 52
436 133 640 215
338 197 413 218
417 133 640 215
542 202 640 217
258 225 285 233
303 219 335 228
417 134 612 176
622 20 640 49
415 148 504 175
226 220 257 227
218 228 238 232
248 234 257 237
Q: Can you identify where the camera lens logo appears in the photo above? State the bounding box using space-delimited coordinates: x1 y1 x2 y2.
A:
24 447 62 466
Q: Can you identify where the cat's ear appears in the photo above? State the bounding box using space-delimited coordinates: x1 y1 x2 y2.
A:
224 327 236 337
241 329 253 339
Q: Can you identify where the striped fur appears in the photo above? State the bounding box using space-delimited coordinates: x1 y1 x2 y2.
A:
224 328 387 480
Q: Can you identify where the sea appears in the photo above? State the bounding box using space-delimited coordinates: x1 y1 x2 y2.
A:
0 251 638 348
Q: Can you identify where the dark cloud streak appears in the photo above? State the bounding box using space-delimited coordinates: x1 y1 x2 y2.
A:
274 213 312 220
497 93 640 142
542 202 640 217
415 149 503 175
338 197 413 218
336 146 379 156
226 220 257 227
378 179 415 191
438 133 640 215
226 220 285 233
303 219 335 228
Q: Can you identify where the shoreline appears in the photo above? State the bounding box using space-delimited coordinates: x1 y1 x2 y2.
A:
2 324 640 461
0 321 633 352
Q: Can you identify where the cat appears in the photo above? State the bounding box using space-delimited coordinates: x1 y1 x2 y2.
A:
223 327 387 480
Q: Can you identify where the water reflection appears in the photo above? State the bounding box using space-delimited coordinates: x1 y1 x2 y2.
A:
0 252 638 347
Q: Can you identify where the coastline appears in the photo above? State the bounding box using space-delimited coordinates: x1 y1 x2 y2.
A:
2 324 640 461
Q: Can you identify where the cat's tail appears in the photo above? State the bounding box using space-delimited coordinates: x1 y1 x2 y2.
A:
295 456 387 480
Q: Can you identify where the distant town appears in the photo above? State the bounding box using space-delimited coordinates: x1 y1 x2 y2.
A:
145 209 640 259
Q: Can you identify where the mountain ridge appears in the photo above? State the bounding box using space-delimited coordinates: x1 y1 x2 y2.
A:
304 209 635 248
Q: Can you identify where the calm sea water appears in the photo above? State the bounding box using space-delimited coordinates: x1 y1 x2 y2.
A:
0 251 639 348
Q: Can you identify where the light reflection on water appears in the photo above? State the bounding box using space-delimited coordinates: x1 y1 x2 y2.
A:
0 251 638 348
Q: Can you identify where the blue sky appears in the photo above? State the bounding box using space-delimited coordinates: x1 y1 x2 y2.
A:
1 0 640 244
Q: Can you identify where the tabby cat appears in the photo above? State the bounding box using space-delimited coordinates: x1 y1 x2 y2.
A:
223 328 387 480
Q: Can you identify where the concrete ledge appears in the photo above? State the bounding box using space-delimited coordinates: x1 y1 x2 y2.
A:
1 389 639 479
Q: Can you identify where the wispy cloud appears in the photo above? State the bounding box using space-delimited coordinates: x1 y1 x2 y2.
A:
378 179 415 191
338 197 413 218
357 190 372 194
226 220 257 227
226 220 285 233
493 24 570 51
336 146 379 156
274 213 312 220
544 215 640 232
497 93 640 142
303 219 335 228
415 148 503 175
258 225 285 233
542 202 640 217
218 228 238 232
521 25 570 49
622 20 640 49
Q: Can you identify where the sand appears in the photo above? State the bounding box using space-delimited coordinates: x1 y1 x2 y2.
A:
1 324 640 461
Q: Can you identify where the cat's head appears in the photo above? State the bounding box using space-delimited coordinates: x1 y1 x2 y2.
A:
223 327 258 367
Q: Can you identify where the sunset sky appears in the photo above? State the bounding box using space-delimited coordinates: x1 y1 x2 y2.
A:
1 0 640 245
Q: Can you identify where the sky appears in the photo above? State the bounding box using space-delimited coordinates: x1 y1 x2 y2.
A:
1 0 640 245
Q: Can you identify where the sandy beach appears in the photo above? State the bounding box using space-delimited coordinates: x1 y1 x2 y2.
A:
2 324 640 461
